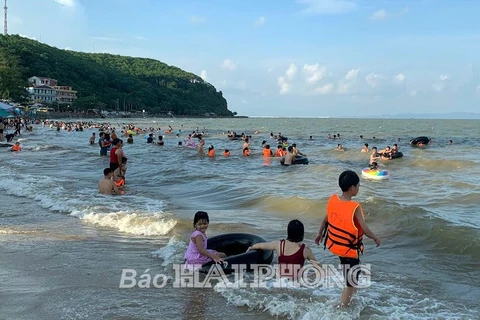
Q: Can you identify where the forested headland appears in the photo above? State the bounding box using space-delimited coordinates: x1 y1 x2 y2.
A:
0 35 234 116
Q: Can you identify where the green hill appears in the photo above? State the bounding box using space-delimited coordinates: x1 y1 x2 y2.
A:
0 34 233 116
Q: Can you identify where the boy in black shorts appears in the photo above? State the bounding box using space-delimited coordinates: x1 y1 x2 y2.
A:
315 170 381 306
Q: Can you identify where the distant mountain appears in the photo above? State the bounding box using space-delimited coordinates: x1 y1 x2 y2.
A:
372 112 480 120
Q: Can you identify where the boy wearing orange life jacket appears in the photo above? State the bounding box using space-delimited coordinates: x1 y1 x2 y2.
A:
262 145 273 157
11 142 21 152
208 145 215 157
223 149 230 156
275 145 283 157
315 170 381 307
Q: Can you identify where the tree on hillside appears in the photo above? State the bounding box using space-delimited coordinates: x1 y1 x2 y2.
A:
0 34 234 116
0 48 28 101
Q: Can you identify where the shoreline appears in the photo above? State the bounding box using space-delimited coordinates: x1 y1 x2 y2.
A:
33 112 248 120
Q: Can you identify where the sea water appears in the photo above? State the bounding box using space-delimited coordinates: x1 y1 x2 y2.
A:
0 118 479 319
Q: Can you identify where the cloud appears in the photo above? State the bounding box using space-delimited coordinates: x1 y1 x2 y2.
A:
65 46 72 50
394 73 406 83
92 36 124 42
345 68 359 81
432 83 444 92
315 83 334 95
276 64 297 94
254 16 266 27
439 74 449 81
278 76 290 94
286 63 298 80
54 0 75 7
409 90 417 97
336 81 350 94
190 16 206 24
370 7 409 21
303 63 327 84
220 59 238 71
365 73 384 87
370 9 387 20
200 70 208 81
297 0 356 15
134 36 147 40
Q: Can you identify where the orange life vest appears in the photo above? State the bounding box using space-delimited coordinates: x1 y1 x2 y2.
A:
275 149 282 157
223 151 230 156
263 149 272 157
115 177 125 187
12 145 21 152
324 195 364 259
208 149 215 157
281 150 287 156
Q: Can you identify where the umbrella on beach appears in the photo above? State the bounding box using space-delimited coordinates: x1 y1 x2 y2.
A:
0 109 11 117
0 101 15 110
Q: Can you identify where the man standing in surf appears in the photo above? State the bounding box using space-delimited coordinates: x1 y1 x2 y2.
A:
315 170 381 307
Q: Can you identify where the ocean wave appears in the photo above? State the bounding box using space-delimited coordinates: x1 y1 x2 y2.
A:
150 236 187 266
71 210 177 236
213 274 476 320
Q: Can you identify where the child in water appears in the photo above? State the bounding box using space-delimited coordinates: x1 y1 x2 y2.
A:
247 219 321 280
184 211 226 269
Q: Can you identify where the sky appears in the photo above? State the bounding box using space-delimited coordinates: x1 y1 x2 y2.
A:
7 0 480 117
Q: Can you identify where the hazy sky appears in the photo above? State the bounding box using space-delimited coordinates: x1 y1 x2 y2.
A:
8 0 480 117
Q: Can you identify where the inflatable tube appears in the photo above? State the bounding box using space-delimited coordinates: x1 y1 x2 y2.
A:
361 168 390 180
410 136 430 146
280 156 309 165
228 134 242 140
391 152 403 159
126 130 136 136
0 143 13 148
199 233 274 274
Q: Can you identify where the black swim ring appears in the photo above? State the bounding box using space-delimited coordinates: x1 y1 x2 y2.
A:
410 136 430 146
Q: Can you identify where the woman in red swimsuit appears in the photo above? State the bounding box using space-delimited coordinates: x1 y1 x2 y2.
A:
247 219 321 280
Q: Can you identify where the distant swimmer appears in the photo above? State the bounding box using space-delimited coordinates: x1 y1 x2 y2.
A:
292 143 306 156
89 133 96 145
197 138 205 155
275 145 283 157
369 147 381 164
10 142 21 152
208 145 215 157
336 144 345 151
361 143 369 153
147 133 154 143
243 147 250 156
98 168 121 195
262 145 273 157
223 149 230 156
283 146 294 165
157 136 164 146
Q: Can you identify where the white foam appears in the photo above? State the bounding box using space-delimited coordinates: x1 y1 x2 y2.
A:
213 276 476 320
73 210 177 236
150 236 187 266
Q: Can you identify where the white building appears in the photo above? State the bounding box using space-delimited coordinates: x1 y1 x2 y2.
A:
53 86 77 104
26 85 57 102
28 76 58 87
